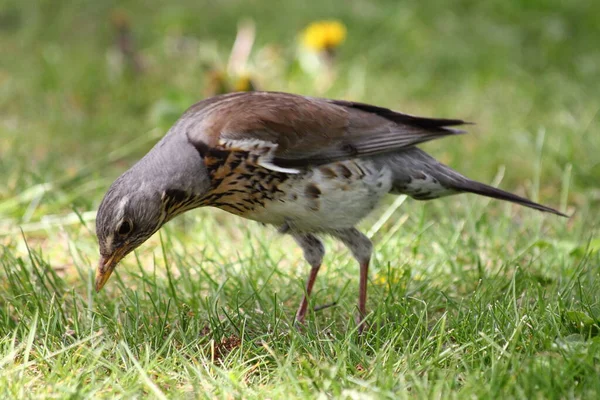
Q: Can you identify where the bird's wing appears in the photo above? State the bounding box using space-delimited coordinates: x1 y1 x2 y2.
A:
183 91 468 171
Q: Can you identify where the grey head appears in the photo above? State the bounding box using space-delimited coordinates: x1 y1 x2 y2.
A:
94 130 210 291
94 169 169 291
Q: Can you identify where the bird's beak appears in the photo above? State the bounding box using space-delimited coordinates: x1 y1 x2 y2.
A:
95 251 124 292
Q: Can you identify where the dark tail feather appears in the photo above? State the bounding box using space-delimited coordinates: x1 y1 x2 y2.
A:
456 180 568 217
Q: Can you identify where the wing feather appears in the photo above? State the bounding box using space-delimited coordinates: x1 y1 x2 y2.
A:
183 91 469 170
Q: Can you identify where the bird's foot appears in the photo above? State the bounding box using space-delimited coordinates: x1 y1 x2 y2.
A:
295 297 309 328
355 313 370 335
295 316 306 329
313 301 337 312
294 302 337 331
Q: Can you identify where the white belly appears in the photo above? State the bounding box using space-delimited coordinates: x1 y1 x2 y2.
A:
243 161 393 231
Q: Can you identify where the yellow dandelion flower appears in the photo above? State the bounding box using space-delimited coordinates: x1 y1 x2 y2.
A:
301 20 347 52
374 265 411 292
234 74 256 92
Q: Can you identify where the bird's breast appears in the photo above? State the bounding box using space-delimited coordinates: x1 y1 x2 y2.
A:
200 150 392 231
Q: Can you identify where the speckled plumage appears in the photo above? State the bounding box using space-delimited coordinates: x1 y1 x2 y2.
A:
199 141 392 231
94 91 566 330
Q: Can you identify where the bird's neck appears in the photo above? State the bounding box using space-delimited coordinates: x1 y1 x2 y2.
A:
133 133 211 198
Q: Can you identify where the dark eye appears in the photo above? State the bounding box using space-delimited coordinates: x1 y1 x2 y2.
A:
117 220 133 236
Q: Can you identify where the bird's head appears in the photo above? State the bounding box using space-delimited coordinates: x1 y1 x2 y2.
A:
94 173 168 292
93 119 212 291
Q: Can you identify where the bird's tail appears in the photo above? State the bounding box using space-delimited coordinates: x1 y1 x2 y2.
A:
452 179 567 217
382 148 568 217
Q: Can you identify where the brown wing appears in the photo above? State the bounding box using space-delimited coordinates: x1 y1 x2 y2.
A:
182 91 468 168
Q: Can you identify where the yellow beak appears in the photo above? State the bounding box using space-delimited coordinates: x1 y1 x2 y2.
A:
95 251 124 292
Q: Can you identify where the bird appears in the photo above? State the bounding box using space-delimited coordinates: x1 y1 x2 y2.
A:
94 91 566 330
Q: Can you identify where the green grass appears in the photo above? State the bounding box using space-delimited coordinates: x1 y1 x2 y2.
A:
1 0 599 398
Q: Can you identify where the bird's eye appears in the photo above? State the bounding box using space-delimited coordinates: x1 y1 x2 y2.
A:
117 220 133 236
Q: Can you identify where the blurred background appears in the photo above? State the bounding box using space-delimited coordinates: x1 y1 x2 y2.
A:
1 1 599 396
0 0 598 268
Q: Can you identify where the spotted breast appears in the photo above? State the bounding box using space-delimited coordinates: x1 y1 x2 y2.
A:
198 142 393 232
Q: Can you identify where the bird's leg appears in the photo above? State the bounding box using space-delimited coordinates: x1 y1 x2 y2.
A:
333 228 373 333
295 263 320 324
292 233 325 325
358 259 369 324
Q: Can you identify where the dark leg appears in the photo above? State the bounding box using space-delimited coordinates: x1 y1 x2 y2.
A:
332 228 373 333
358 260 369 324
295 264 320 323
292 233 325 324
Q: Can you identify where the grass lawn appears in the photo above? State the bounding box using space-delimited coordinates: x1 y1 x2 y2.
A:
1 0 599 398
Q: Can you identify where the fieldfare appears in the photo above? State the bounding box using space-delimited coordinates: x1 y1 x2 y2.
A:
95 91 566 329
